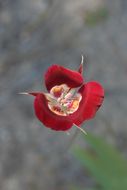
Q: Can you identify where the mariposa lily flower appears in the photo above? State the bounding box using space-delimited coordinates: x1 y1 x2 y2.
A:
21 56 104 132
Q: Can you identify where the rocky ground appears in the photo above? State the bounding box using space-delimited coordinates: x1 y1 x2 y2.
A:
0 0 127 189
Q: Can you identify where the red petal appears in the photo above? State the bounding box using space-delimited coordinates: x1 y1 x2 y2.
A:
68 82 104 126
45 65 84 91
34 93 73 131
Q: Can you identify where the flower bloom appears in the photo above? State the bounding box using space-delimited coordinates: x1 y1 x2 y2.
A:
23 59 104 131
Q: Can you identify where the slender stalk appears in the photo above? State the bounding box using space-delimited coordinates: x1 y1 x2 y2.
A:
65 124 87 153
64 128 80 153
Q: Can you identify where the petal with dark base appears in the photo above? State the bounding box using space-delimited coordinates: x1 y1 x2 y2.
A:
34 93 73 131
45 65 84 91
69 82 104 126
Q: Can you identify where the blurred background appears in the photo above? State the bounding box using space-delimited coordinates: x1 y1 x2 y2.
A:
0 0 127 189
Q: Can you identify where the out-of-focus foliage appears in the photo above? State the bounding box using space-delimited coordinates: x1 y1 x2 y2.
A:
74 133 127 190
85 7 109 26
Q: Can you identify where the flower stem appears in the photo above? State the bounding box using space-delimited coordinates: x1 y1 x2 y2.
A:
65 128 80 153
65 124 87 153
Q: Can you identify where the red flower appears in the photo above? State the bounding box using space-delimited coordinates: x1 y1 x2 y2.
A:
22 58 104 131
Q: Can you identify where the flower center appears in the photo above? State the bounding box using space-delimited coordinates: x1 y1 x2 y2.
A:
45 84 82 116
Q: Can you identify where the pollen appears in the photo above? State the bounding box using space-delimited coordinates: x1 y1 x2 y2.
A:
46 84 82 116
51 86 62 97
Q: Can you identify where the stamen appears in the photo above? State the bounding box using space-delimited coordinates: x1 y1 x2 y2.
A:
46 84 82 116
